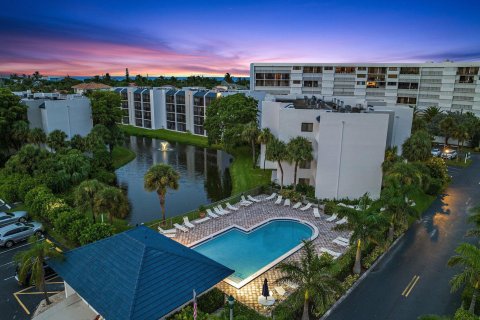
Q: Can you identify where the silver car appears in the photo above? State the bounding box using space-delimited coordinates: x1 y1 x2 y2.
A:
0 222 43 248
0 211 28 227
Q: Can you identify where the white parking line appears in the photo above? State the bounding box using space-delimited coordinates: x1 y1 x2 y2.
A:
0 261 15 268
4 276 15 281
0 240 41 256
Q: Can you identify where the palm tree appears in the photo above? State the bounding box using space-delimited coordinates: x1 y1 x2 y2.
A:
144 164 179 223
70 134 86 152
439 116 457 146
287 137 313 190
266 137 287 189
422 106 443 123
241 121 260 168
448 243 480 314
401 130 432 162
335 194 388 274
46 129 68 152
453 124 469 158
257 127 273 170
74 179 106 223
466 207 480 238
15 238 63 305
94 186 130 223
277 241 340 320
28 128 47 146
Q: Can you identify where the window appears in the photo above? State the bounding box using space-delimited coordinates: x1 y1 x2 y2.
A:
299 160 311 169
324 66 333 71
177 114 186 123
357 67 367 71
357 74 366 78
176 105 185 113
388 74 398 79
303 80 319 87
368 67 386 74
459 76 475 84
298 178 310 185
293 66 302 70
457 67 479 75
335 67 356 74
176 95 185 104
303 66 322 73
177 123 186 132
301 123 313 132
166 104 175 112
400 67 420 74
293 80 301 84
397 97 417 104
356 81 365 85
167 122 176 130
167 113 175 121
194 96 204 105
388 67 398 71
398 82 419 90
194 125 205 135
166 95 175 103
387 82 397 86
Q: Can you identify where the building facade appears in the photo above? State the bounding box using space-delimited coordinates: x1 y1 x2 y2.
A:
250 62 480 115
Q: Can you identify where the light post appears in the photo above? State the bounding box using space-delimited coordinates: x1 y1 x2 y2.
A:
227 295 234 320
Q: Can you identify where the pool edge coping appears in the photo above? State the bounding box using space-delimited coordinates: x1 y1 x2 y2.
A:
187 217 319 289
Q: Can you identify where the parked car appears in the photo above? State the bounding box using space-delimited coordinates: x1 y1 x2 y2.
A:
0 211 28 227
0 222 43 248
431 148 442 157
15 261 56 286
441 149 458 160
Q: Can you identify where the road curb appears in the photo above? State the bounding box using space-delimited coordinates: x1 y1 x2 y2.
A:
320 232 406 320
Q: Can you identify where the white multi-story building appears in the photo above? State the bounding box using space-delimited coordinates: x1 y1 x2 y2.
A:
259 97 413 200
250 62 480 115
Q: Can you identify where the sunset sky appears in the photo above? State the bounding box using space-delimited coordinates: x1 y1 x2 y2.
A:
1 0 480 77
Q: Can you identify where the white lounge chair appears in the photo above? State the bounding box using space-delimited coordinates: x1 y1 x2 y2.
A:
333 239 349 247
337 203 347 207
158 226 176 234
300 203 312 211
248 195 261 203
265 193 277 201
326 213 338 222
292 202 302 209
226 203 239 211
274 195 283 205
284 199 291 206
240 200 251 206
183 217 195 228
161 233 176 238
337 236 350 243
320 247 341 259
207 209 219 218
313 207 321 218
214 207 226 216
336 217 348 225
274 286 286 296
194 216 211 224
217 205 230 214
174 223 189 232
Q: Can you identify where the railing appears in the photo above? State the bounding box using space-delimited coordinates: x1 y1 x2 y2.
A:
147 185 269 230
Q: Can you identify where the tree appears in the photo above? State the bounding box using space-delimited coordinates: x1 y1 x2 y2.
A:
422 106 443 123
266 137 287 189
439 116 457 146
203 94 258 146
125 68 130 82
466 207 480 239
224 73 233 83
401 130 432 162
74 179 106 223
94 186 130 223
287 137 314 190
257 127 273 170
78 223 115 245
56 149 91 186
0 88 29 154
46 130 68 152
335 194 388 274
453 124 469 156
144 164 179 223
11 121 30 150
15 238 63 305
29 128 47 146
448 243 480 314
277 241 340 320
89 91 123 152
241 121 260 168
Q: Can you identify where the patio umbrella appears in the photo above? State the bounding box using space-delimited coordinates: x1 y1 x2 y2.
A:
262 278 269 298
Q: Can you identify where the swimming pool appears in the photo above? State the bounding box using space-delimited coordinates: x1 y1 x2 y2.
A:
192 219 316 288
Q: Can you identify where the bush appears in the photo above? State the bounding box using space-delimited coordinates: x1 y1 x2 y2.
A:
454 308 480 320
273 291 302 320
363 246 385 269
331 247 356 280
426 157 449 184
296 184 315 198
78 223 115 245
426 178 444 195
24 186 57 220
168 306 210 320
17 176 39 201
67 218 91 244
53 209 84 236
279 189 302 202
324 201 337 214
198 288 224 313
340 274 360 294
91 168 116 185
0 182 19 203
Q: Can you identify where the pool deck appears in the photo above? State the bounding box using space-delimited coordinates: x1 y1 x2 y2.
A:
169 195 351 314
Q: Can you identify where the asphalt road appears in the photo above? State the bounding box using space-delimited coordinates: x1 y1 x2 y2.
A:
326 155 480 320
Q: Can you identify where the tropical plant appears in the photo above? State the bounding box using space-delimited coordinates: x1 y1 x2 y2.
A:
257 127 273 170
28 128 47 146
286 137 313 190
14 238 63 305
266 137 287 189
46 129 68 152
454 124 470 156
144 164 180 223
335 194 388 274
94 186 130 223
401 130 432 162
241 121 260 168
78 223 115 245
466 207 480 239
70 134 86 152
448 243 480 314
422 106 443 123
277 241 341 320
439 116 457 146
0 89 29 154
74 179 106 223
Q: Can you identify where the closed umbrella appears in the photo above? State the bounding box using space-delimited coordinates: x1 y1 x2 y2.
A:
262 278 269 298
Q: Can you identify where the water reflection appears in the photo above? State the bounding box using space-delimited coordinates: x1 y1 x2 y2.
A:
116 136 232 224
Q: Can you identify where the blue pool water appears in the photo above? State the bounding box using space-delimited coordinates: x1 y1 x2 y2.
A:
193 220 313 284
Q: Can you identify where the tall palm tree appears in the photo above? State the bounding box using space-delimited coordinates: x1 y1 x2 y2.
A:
335 194 388 274
266 137 287 189
74 179 106 223
241 121 260 168
15 238 63 305
257 127 273 170
287 136 313 190
277 241 340 320
453 124 469 158
28 128 47 146
401 130 432 162
94 186 130 223
448 243 480 314
46 129 68 152
439 116 457 146
144 164 179 223
422 106 443 123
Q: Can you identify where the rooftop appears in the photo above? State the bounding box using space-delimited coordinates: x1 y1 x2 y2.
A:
71 83 111 90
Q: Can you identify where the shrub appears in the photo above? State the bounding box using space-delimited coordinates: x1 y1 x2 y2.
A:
279 189 302 202
24 186 57 220
273 291 302 320
426 178 444 195
78 223 115 245
0 182 19 203
324 201 337 214
53 209 84 235
340 274 360 294
67 218 91 244
17 176 39 201
91 168 116 185
198 288 225 313
331 247 356 280
426 157 449 184
454 308 480 320
167 306 210 320
296 184 315 198
363 246 385 269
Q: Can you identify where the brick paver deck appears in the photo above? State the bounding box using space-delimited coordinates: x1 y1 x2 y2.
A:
168 195 350 315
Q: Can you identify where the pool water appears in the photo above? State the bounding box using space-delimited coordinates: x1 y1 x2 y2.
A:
193 220 313 287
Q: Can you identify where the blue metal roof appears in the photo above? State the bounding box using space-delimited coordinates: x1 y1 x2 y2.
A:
193 91 207 97
48 226 234 320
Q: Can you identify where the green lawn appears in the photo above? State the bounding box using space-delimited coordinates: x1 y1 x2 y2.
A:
112 146 136 169
410 190 436 216
445 158 473 168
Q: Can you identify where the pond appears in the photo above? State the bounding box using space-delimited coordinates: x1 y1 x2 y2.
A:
115 136 232 225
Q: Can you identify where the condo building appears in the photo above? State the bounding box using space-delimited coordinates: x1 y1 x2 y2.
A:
250 62 480 115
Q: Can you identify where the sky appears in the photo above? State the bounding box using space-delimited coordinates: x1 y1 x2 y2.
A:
1 0 480 77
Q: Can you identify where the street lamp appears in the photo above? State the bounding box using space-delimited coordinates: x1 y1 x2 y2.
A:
227 295 234 320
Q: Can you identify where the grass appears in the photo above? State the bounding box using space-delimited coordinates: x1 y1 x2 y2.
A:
112 146 136 169
410 190 437 216
445 158 473 168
